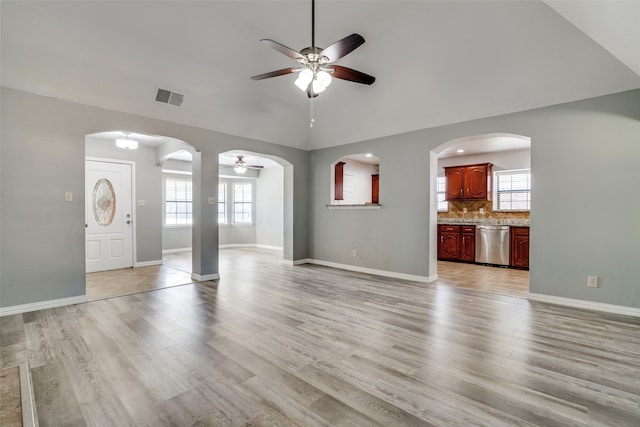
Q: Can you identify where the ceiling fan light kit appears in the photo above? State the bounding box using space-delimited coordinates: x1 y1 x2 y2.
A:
233 155 263 174
115 132 138 150
251 0 375 98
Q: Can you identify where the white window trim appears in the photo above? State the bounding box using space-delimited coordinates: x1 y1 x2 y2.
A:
163 175 193 227
437 176 448 212
493 168 531 212
232 181 254 225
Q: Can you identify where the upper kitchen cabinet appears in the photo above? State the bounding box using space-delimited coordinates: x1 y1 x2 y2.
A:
444 163 493 201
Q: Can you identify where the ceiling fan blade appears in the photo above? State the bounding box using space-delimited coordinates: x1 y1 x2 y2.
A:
247 165 264 169
251 67 300 80
260 39 305 61
320 33 365 63
329 65 376 85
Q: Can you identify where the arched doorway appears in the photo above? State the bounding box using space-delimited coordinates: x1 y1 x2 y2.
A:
430 132 532 298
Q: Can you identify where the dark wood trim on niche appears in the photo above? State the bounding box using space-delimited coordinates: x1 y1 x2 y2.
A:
335 162 345 200
371 174 379 204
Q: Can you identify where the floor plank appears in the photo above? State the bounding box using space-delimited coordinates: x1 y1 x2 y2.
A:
1 248 638 426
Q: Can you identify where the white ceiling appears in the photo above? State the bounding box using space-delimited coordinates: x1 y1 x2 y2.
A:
2 1 638 152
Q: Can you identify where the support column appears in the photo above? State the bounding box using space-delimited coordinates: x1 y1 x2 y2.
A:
191 151 219 281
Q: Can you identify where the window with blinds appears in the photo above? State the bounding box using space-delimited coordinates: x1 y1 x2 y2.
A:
494 169 531 211
437 176 448 212
165 177 193 225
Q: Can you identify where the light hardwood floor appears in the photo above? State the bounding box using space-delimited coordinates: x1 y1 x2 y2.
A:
87 250 530 301
2 248 639 426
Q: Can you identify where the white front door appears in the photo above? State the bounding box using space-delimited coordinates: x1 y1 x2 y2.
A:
85 160 133 273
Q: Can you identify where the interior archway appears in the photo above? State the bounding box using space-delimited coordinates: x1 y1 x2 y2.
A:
430 132 532 298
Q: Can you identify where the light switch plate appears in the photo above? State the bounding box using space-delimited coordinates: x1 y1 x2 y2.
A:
137 200 145 206
208 197 216 205
65 192 73 202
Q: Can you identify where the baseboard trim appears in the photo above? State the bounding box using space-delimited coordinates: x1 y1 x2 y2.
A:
298 259 436 283
528 293 640 317
162 247 192 254
255 244 284 251
191 273 220 281
0 295 87 317
135 259 163 267
19 362 38 427
219 244 283 251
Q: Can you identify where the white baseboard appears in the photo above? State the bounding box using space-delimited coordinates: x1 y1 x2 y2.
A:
0 295 87 317
528 293 640 317
191 273 220 281
19 362 38 427
162 247 192 254
135 259 163 267
255 244 284 251
295 258 436 283
219 244 283 251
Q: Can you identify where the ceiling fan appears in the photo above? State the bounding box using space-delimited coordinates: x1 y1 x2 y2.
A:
251 0 375 98
234 155 263 174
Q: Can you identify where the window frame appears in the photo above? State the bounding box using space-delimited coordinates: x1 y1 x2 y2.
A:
232 182 254 224
437 176 448 212
164 175 193 227
217 182 227 225
493 168 531 212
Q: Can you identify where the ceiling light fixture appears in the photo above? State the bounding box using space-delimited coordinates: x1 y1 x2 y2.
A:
234 164 247 174
456 149 465 153
115 132 138 150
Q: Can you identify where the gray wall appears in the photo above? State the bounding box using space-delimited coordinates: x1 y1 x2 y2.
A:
438 148 531 174
86 137 163 263
310 89 640 308
1 87 309 307
257 167 284 248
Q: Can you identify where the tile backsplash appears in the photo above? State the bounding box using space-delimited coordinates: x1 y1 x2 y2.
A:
438 200 530 222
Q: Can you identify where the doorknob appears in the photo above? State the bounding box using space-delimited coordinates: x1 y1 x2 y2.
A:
127 220 131 224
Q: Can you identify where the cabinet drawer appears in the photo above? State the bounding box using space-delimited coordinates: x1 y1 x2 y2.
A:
461 225 475 234
439 225 459 233
512 227 530 237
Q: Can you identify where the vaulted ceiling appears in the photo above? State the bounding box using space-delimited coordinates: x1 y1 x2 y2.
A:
2 1 638 150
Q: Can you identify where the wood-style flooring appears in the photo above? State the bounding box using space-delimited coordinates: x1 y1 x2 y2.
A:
2 248 639 426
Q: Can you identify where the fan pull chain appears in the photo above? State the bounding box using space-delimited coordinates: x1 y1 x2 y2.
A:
310 98 315 128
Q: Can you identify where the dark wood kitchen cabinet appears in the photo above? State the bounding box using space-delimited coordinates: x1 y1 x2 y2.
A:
510 226 530 269
438 225 460 260
460 225 476 262
371 174 379 204
444 163 493 201
438 224 475 262
334 162 345 200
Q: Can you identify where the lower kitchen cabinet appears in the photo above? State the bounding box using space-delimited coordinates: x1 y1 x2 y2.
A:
438 225 460 259
438 225 475 263
510 226 530 269
460 226 476 262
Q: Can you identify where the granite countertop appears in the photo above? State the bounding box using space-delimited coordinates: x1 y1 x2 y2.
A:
437 218 530 226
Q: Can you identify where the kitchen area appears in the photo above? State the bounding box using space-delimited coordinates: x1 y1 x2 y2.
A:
436 134 531 296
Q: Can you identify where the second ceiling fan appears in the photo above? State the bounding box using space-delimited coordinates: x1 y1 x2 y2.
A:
251 0 375 98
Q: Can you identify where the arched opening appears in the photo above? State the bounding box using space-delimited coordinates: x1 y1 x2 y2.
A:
330 153 380 206
84 130 198 301
430 132 532 298
217 150 289 259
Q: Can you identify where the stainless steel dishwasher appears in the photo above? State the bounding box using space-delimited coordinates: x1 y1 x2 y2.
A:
475 225 510 266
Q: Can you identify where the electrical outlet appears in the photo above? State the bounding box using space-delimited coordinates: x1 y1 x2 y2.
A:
352 249 357 257
479 207 484 214
587 276 598 288
462 208 468 213
64 192 73 202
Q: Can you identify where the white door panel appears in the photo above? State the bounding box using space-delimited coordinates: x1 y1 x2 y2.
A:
85 160 133 272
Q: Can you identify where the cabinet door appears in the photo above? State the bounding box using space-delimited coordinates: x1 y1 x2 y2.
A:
445 167 465 200
334 162 345 200
438 226 460 259
510 227 530 269
465 165 490 199
371 174 379 204
460 226 476 262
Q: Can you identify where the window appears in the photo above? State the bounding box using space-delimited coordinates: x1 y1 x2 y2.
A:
165 177 192 225
494 169 531 211
437 176 448 212
233 182 253 223
218 183 227 224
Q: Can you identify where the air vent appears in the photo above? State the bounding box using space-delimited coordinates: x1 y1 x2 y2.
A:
155 88 184 107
